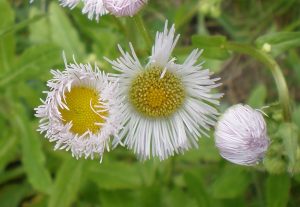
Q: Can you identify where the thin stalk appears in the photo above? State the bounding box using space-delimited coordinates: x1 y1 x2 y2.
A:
112 17 129 39
224 42 291 121
132 14 152 49
252 172 264 207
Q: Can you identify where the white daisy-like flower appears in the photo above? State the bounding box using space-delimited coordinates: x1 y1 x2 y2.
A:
106 21 223 161
35 55 123 161
57 0 148 21
215 104 269 166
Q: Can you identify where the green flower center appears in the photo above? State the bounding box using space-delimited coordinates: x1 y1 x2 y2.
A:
129 67 186 118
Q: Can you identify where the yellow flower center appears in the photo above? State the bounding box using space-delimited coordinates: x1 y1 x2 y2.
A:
129 67 185 118
59 87 107 135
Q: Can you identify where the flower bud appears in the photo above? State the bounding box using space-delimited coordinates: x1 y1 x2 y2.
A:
215 104 269 166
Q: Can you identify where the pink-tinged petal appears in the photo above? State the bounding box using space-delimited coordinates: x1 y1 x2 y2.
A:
103 0 148 17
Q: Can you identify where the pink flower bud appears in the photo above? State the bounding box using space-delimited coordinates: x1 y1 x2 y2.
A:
215 104 269 166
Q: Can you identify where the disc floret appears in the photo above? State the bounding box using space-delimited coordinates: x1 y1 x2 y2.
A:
60 87 108 135
129 67 185 118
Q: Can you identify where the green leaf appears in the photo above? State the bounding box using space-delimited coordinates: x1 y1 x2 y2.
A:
202 47 231 60
192 35 230 60
49 157 84 207
0 102 18 171
292 105 300 129
0 44 61 88
0 134 18 171
49 2 85 58
247 84 267 108
0 183 32 207
14 105 52 194
29 8 51 44
71 10 121 57
180 137 221 162
266 174 290 207
136 160 158 186
0 14 45 38
256 32 300 46
141 186 163 207
287 50 300 84
14 44 61 75
25 195 48 207
192 35 227 47
184 171 212 207
166 188 198 207
256 32 300 56
88 161 142 190
0 167 24 185
99 190 139 207
0 0 15 73
277 123 298 173
210 165 251 199
221 198 246 207
174 1 199 30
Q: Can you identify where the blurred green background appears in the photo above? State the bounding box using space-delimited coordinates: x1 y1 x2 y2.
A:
1 0 300 206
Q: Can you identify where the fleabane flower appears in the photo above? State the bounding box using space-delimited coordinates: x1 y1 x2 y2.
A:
106 21 223 161
57 0 148 21
215 104 269 166
35 55 123 161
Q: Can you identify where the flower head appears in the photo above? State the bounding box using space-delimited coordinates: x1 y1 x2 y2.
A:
107 21 223 160
215 104 269 166
57 0 147 21
35 55 123 161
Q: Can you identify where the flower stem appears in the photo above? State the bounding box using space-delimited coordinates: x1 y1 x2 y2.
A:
224 42 292 121
133 14 152 49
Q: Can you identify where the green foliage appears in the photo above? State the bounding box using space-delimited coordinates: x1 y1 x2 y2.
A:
0 183 32 207
247 84 267 108
1 0 300 206
49 2 85 58
15 105 52 194
192 35 230 60
0 0 15 72
266 174 291 207
88 161 143 190
0 129 18 171
184 171 212 207
279 123 299 173
49 157 84 207
0 44 61 88
210 165 251 199
256 32 300 56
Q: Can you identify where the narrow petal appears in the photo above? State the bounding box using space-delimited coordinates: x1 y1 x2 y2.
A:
149 21 180 68
103 0 147 17
82 0 108 21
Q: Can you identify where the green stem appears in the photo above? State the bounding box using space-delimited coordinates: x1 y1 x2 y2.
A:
132 14 152 49
224 42 291 121
112 17 127 36
252 172 264 207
